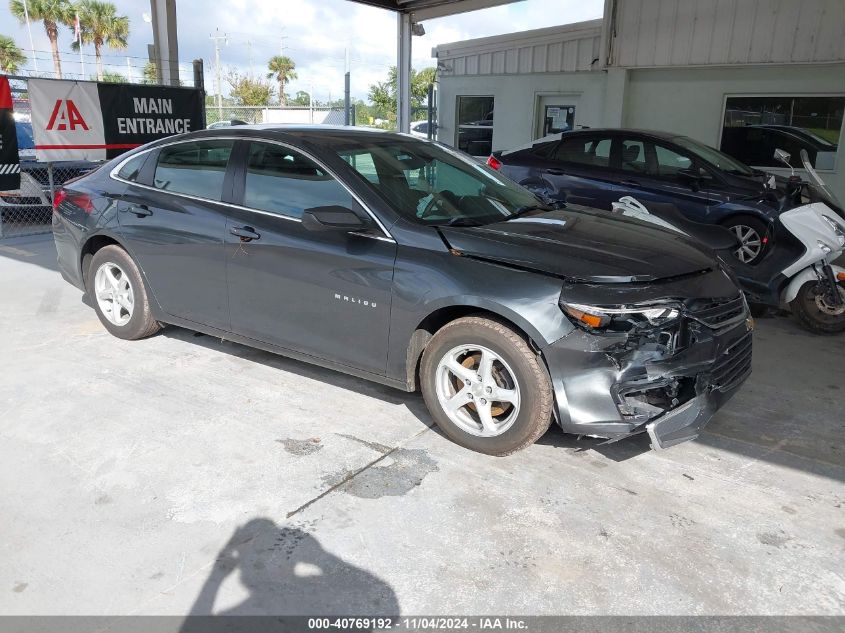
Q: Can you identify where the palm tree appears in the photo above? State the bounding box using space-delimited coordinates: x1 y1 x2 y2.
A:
0 35 26 73
267 55 296 106
9 0 74 78
73 0 129 81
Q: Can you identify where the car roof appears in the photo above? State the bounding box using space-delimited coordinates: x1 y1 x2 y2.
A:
135 124 421 153
557 128 683 141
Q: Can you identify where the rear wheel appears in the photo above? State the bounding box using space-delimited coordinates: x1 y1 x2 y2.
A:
87 245 161 340
790 280 845 334
723 215 769 264
420 316 553 455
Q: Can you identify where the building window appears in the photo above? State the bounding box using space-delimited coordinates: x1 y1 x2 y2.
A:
456 96 494 156
721 96 844 170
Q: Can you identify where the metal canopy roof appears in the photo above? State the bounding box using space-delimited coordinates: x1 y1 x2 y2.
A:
345 0 523 21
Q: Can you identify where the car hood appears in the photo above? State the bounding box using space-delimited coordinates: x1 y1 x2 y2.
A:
438 207 716 283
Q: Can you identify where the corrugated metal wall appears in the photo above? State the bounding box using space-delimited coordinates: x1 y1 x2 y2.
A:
610 0 845 67
436 21 603 76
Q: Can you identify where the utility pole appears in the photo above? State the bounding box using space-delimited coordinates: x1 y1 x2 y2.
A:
210 29 228 119
22 0 38 73
344 48 351 126
309 83 314 124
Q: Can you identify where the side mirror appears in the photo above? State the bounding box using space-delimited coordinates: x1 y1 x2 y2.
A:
677 168 701 190
301 205 369 232
774 148 791 167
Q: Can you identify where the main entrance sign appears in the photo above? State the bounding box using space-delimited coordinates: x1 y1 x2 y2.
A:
30 79 203 162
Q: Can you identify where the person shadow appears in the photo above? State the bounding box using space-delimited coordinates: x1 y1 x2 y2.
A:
180 518 399 630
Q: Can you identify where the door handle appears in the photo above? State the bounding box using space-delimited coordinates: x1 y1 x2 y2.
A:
126 204 152 217
620 179 640 187
230 225 260 242
545 168 565 176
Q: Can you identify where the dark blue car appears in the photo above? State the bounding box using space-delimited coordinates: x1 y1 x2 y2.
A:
488 129 782 264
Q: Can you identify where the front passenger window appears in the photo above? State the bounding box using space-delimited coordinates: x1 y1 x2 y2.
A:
244 142 352 219
153 140 234 200
654 144 693 178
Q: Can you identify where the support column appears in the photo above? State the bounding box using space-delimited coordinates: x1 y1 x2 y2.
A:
150 0 180 86
602 67 628 127
396 12 412 134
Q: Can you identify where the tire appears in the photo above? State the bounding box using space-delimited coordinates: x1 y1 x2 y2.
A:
419 316 553 456
87 245 161 340
722 215 769 264
790 281 845 334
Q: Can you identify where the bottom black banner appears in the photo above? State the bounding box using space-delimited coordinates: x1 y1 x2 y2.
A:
0 616 841 633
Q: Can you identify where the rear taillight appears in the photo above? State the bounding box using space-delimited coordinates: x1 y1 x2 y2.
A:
53 189 94 214
52 188 67 213
486 155 502 170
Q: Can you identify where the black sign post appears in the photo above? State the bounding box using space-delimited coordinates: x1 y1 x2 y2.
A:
0 76 21 191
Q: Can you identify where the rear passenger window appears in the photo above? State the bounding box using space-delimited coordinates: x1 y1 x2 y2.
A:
153 140 234 200
117 153 147 182
244 142 352 219
553 136 612 167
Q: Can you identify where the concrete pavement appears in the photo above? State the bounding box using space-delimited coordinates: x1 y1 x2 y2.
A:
1 235 843 616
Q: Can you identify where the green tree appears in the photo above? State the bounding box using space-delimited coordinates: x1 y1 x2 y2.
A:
288 90 310 107
9 0 74 78
367 66 436 122
226 70 274 106
266 55 296 106
0 34 26 73
73 0 129 82
142 60 157 84
96 70 124 82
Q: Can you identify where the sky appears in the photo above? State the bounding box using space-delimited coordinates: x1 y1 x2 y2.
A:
0 0 604 102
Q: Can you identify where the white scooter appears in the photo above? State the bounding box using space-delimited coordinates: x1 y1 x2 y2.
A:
612 149 845 334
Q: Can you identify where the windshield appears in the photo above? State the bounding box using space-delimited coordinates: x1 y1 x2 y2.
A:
673 136 754 177
333 137 541 226
15 120 35 150
801 149 842 210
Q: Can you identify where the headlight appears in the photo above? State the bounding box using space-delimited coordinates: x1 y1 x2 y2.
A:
561 301 680 331
821 215 845 246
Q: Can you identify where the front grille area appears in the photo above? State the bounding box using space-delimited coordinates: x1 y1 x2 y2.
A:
711 333 753 390
686 295 746 329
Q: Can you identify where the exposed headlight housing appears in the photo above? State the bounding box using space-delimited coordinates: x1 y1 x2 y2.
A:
821 215 845 247
561 301 681 332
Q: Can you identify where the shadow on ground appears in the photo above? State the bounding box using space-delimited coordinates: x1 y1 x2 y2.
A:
179 518 399 624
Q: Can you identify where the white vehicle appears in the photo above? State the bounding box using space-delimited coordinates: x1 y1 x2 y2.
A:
612 148 845 334
409 120 434 139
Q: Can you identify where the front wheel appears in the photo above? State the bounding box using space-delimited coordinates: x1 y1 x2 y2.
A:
420 316 554 455
790 280 845 334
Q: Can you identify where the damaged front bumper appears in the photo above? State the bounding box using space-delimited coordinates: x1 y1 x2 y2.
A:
542 298 754 450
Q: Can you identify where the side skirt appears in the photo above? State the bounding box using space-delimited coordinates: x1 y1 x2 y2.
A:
153 313 410 393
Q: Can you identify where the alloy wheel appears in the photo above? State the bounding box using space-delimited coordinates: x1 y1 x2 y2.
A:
94 262 134 326
435 344 521 437
731 224 763 263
